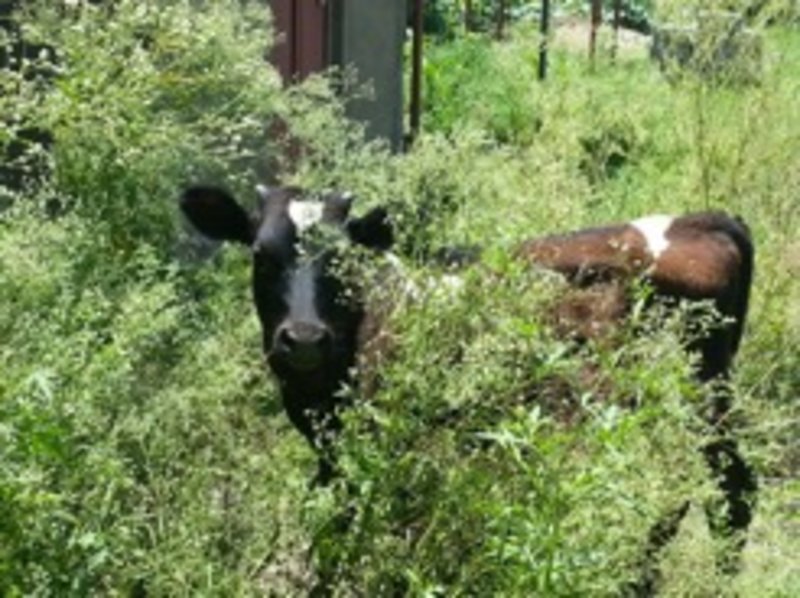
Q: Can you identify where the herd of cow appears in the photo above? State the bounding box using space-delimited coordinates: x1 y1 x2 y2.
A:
181 183 756 593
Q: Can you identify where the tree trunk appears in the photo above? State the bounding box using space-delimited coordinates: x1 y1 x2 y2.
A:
495 0 507 40
589 0 603 66
464 0 473 32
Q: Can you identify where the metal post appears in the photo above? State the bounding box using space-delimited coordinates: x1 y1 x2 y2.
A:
538 0 550 81
612 0 621 60
589 0 602 67
496 0 507 40
409 0 424 145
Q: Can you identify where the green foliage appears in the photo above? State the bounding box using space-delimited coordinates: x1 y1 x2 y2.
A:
0 1 312 594
312 268 710 595
422 0 536 38
422 1 659 39
579 116 643 184
1 1 798 596
0 203 302 594
4 0 284 252
423 31 544 145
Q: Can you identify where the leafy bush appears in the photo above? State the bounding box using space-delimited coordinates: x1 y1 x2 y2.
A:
579 116 643 184
0 1 312 593
424 31 544 145
311 266 711 595
4 0 288 252
1 1 798 596
0 203 302 593
421 0 539 39
297 17 799 597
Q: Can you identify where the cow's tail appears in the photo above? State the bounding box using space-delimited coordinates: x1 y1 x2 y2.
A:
720 214 754 358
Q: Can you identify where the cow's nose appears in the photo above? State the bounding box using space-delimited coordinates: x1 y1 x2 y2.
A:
274 321 331 369
277 321 329 348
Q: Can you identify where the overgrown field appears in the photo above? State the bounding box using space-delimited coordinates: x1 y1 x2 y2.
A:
1 1 797 595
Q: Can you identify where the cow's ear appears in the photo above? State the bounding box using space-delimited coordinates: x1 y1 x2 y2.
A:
322 191 354 225
180 186 254 245
347 206 393 251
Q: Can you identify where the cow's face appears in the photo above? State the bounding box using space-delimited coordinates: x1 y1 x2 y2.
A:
180 185 393 377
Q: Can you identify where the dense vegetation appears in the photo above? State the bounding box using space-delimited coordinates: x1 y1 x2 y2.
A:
1 0 797 595
421 0 656 37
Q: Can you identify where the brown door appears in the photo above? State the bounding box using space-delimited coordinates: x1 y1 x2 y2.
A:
269 0 328 83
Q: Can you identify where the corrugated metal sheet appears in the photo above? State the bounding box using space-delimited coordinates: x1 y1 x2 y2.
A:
269 0 328 83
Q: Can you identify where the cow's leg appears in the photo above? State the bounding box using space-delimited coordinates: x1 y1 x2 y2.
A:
696 330 757 576
312 438 339 488
702 434 757 575
624 501 691 597
623 401 757 595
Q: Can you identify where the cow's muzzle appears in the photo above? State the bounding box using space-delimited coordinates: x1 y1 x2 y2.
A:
273 321 332 371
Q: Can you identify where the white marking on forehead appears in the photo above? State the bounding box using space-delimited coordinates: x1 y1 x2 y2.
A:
288 200 324 233
631 214 674 259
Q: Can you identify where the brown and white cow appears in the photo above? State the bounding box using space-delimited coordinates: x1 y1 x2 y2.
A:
516 211 757 590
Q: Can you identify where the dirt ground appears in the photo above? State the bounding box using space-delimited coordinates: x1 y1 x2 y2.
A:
552 18 651 60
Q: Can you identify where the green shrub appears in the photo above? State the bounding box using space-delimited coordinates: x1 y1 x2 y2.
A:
294 19 798 598
4 0 284 252
423 31 544 146
1 2 797 596
309 263 713 595
0 1 315 594
0 203 305 593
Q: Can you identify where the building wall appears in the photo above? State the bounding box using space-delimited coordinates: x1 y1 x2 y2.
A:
330 0 406 151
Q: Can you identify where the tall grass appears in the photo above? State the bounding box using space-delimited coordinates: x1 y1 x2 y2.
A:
304 13 799 596
0 1 797 595
0 1 310 593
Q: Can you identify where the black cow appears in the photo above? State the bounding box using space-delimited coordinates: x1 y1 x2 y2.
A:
181 185 393 484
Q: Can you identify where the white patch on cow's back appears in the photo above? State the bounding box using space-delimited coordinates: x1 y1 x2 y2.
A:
381 252 466 302
631 214 674 259
288 200 324 232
